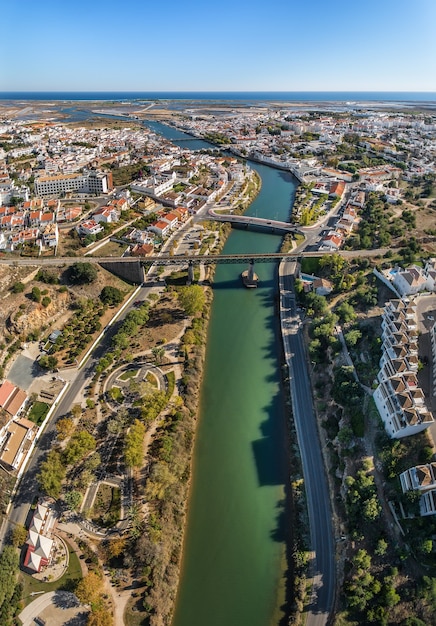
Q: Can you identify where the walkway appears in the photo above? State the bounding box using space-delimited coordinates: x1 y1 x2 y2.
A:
19 591 87 626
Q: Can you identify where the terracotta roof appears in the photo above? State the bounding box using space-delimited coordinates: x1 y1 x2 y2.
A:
0 381 15 408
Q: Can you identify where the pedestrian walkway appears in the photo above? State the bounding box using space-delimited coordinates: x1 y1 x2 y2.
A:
19 591 87 626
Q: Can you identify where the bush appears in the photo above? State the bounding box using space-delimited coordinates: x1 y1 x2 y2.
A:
30 286 41 302
100 286 123 306
11 282 25 293
66 262 98 284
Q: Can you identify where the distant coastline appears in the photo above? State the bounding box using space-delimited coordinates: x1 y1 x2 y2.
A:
1 90 436 103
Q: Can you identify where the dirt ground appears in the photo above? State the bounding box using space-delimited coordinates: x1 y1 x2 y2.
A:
125 291 187 354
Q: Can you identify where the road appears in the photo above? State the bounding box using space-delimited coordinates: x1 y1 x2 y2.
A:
280 260 336 626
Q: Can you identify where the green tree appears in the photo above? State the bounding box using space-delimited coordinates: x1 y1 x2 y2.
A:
63 431 96 465
64 490 83 511
375 538 388 556
10 282 25 293
37 449 66 498
177 285 205 316
152 346 165 364
67 262 98 285
336 301 356 323
38 354 58 370
30 286 41 303
345 329 362 347
11 524 27 547
0 546 19 618
100 286 123 306
125 420 146 468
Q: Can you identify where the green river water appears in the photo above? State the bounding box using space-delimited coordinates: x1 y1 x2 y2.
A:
146 121 298 626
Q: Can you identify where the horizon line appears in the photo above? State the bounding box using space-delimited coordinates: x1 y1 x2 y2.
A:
1 89 436 94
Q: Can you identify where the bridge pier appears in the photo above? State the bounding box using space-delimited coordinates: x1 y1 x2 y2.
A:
241 259 259 288
187 261 195 285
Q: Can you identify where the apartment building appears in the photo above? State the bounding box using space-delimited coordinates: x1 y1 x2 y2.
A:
374 299 434 438
34 170 112 197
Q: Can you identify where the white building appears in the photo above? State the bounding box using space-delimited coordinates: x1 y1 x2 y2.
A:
34 170 112 197
400 463 436 494
393 266 429 297
374 299 434 438
76 219 104 236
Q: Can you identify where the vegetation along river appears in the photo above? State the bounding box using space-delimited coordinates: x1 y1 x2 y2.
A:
147 121 298 626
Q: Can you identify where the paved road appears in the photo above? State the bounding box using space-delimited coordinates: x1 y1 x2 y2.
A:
280 260 336 626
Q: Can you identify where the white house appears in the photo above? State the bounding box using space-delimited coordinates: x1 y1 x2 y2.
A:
147 220 171 238
93 206 120 224
393 266 428 297
76 219 104 236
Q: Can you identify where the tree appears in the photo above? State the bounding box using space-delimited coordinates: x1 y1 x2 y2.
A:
63 431 96 465
30 286 41 303
375 538 388 556
67 262 98 285
345 329 362 347
418 538 433 555
87 607 114 626
177 285 205 316
11 524 27 547
100 286 123 306
56 417 75 440
125 420 145 468
37 450 66 498
38 354 58 370
336 301 356 323
0 546 19 617
64 490 83 511
75 571 104 606
11 282 25 293
106 537 126 559
152 346 165 364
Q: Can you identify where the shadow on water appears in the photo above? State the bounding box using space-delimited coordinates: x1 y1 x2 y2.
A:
211 276 277 291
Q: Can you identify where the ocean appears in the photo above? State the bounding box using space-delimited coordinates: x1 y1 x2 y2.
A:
0 91 436 103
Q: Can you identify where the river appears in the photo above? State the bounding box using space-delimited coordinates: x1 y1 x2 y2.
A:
145 122 298 626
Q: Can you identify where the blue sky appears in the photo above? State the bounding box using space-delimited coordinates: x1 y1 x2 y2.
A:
1 0 435 92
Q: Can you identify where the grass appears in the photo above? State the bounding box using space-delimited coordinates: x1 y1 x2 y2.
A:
165 371 175 397
146 372 158 387
20 541 82 607
125 594 148 626
119 368 140 381
301 257 321 274
110 386 124 402
91 484 121 528
27 402 50 425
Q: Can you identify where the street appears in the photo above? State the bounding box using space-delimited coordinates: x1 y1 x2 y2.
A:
280 260 336 626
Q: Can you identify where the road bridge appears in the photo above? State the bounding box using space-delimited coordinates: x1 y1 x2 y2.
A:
207 208 303 234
